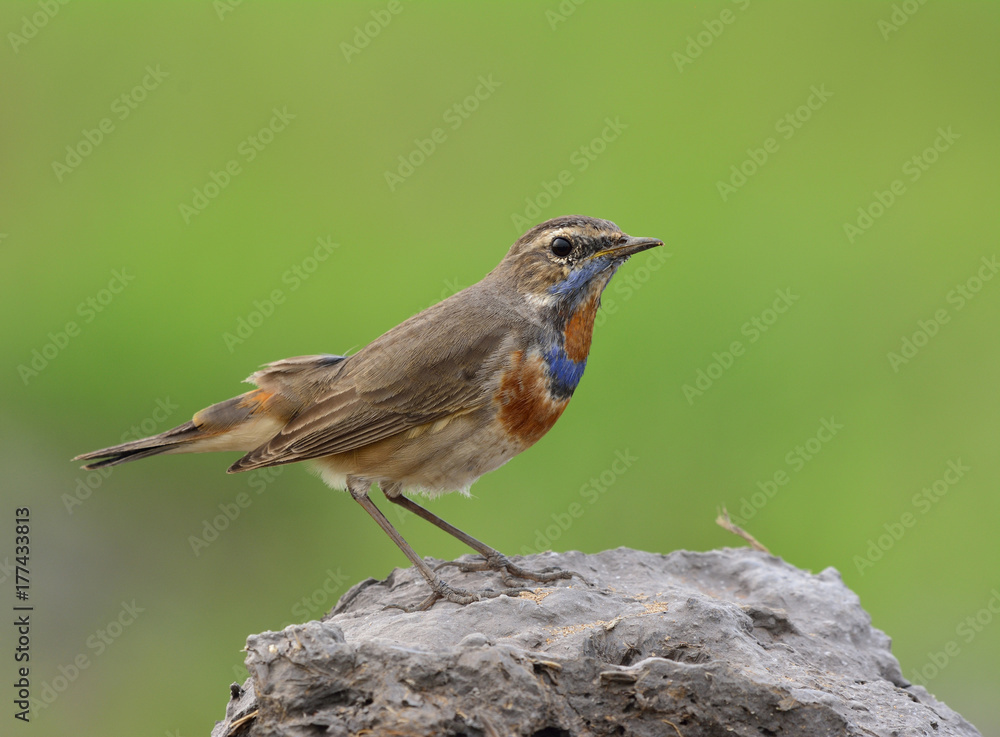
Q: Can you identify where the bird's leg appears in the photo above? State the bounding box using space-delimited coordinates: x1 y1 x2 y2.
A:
381 484 578 587
347 478 530 611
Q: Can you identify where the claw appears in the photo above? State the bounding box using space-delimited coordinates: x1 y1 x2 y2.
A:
386 580 531 612
439 555 580 585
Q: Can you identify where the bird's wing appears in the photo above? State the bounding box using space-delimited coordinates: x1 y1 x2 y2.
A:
228 293 517 472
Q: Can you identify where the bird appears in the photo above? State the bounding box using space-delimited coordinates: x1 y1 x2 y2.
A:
75 215 663 609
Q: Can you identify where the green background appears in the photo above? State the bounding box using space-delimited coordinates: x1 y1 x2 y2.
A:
2 1 998 734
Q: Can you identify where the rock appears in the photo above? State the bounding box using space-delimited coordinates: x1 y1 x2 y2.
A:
212 547 981 737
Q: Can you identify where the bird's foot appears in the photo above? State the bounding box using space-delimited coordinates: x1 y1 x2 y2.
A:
387 579 531 612
437 552 582 588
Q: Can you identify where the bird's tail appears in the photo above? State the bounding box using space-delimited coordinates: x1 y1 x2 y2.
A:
73 420 203 469
73 391 283 470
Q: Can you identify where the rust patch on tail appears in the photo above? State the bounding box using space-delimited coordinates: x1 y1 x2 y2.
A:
564 294 600 362
194 389 277 432
495 350 568 446
238 389 274 411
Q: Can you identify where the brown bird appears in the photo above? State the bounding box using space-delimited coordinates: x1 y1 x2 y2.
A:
75 215 663 608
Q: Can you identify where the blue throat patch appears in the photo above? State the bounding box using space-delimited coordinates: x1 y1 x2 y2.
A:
545 343 586 399
543 257 619 398
549 257 615 298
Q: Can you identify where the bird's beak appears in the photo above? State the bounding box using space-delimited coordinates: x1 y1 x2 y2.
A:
592 235 664 260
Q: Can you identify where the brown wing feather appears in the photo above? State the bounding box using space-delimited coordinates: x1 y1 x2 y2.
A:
228 286 519 473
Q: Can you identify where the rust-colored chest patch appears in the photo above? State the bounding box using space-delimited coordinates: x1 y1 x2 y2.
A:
495 350 569 446
564 294 600 362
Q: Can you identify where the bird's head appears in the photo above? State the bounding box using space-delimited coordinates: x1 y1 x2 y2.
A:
496 216 663 313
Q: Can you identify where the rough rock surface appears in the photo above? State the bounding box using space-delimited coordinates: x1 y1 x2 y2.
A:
212 548 981 737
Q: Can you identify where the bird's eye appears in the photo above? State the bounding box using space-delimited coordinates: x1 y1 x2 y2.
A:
550 237 573 258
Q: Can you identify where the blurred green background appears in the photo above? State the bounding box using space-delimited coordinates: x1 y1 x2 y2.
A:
2 1 998 734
